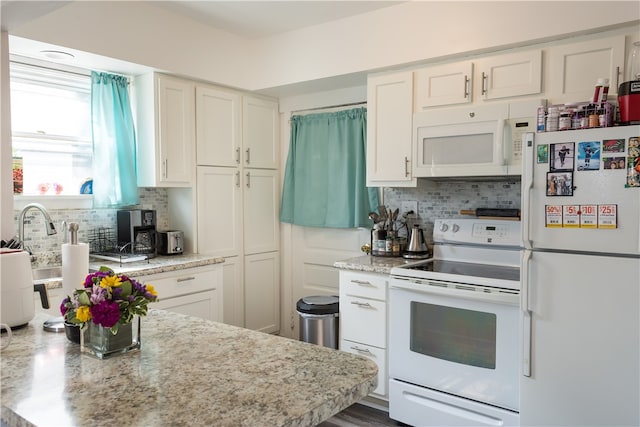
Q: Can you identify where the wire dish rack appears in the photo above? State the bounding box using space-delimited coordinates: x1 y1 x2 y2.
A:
88 227 149 265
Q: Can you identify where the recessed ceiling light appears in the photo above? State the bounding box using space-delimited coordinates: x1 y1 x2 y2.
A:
40 50 75 60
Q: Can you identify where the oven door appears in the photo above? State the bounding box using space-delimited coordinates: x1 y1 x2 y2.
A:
389 277 520 412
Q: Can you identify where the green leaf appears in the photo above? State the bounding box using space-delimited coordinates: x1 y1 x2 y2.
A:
120 280 132 298
77 290 91 306
98 266 114 274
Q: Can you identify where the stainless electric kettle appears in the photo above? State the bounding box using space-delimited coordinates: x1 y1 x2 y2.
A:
403 224 429 259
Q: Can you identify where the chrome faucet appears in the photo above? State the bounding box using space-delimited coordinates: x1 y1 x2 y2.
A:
18 203 57 251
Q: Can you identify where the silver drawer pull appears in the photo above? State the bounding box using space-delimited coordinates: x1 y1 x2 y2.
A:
350 346 372 354
350 301 373 308
177 276 196 283
351 280 374 287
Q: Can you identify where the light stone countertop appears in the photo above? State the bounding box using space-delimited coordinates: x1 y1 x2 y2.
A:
0 311 377 427
38 253 225 290
333 255 417 275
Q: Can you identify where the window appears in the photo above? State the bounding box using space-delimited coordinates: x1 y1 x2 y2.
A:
10 60 92 196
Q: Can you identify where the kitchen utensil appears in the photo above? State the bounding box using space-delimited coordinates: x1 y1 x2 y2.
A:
368 212 379 223
403 224 429 259
460 208 521 219
378 206 387 221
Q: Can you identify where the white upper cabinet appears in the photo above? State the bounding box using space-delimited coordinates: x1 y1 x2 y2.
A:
196 166 243 258
477 50 542 100
414 61 473 109
243 168 280 255
195 86 241 167
366 71 416 187
549 35 625 104
242 97 279 169
134 73 195 187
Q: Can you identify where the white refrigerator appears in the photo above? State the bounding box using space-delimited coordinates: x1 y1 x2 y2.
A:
520 125 640 426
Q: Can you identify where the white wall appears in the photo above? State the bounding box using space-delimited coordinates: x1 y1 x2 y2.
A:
8 2 639 93
1 32 14 240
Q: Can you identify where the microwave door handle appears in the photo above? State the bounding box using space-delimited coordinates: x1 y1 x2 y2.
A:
521 249 532 377
496 118 505 166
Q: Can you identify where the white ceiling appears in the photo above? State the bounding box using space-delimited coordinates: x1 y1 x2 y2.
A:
1 1 400 38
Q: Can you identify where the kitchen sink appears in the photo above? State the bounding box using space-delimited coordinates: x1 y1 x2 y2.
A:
32 266 63 281
32 266 98 281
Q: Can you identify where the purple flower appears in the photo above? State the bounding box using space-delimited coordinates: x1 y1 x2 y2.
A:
60 297 69 316
90 300 121 328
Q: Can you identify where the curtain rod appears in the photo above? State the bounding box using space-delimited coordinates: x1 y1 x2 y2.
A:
292 101 366 114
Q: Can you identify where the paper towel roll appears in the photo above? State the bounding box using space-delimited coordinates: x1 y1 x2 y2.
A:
62 243 89 297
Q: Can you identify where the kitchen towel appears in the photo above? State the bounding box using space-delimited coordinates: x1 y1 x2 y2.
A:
61 243 89 297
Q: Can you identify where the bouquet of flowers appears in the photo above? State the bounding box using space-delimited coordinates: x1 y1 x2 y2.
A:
61 266 158 334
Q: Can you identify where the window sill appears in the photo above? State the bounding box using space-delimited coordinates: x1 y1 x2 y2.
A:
14 195 93 211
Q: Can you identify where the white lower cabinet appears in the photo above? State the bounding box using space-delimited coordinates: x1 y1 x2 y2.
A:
138 265 223 322
244 252 280 334
339 270 388 399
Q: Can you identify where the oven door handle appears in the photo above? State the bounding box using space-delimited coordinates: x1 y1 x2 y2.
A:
390 279 519 305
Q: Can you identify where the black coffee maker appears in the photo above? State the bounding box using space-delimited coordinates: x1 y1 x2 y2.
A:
117 210 157 257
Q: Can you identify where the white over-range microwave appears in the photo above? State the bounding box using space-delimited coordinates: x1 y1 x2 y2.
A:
413 99 542 177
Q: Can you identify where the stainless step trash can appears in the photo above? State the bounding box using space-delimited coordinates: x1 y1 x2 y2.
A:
296 295 339 349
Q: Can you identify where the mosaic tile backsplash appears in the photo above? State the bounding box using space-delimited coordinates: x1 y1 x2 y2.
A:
15 178 520 266
13 188 169 267
383 177 521 242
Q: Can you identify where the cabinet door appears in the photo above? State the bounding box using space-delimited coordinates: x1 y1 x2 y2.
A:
549 35 625 104
157 75 195 185
221 255 244 328
196 166 242 257
242 96 279 169
195 86 241 167
366 71 416 187
478 50 542 100
414 61 473 109
243 169 279 255
244 251 280 334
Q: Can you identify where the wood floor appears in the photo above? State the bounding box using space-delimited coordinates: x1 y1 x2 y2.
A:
318 403 400 427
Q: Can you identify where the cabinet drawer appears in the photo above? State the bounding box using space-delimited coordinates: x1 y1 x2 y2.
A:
340 339 387 397
340 295 386 348
154 290 221 322
340 271 387 300
138 267 221 300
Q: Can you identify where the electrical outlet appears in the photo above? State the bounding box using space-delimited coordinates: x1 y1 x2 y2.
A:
401 201 418 218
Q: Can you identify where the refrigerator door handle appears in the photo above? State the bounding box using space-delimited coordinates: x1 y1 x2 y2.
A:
522 132 535 249
521 249 532 377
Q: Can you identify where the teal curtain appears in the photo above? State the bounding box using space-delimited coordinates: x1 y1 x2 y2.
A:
91 71 139 208
280 107 379 228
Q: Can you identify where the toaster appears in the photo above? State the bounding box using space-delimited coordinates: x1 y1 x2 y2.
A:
157 231 184 255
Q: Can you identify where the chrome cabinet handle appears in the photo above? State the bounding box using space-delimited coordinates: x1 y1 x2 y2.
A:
177 276 196 283
464 75 470 99
404 156 410 177
235 147 240 164
350 301 373 309
481 72 488 95
615 66 620 90
351 279 374 287
246 171 250 188
350 346 372 355
245 148 250 164
235 171 240 187
162 159 167 179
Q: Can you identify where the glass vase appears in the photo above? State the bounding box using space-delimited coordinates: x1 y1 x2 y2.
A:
80 316 141 359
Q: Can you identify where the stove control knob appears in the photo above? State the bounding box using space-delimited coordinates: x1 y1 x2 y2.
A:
452 224 460 233
439 223 449 232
